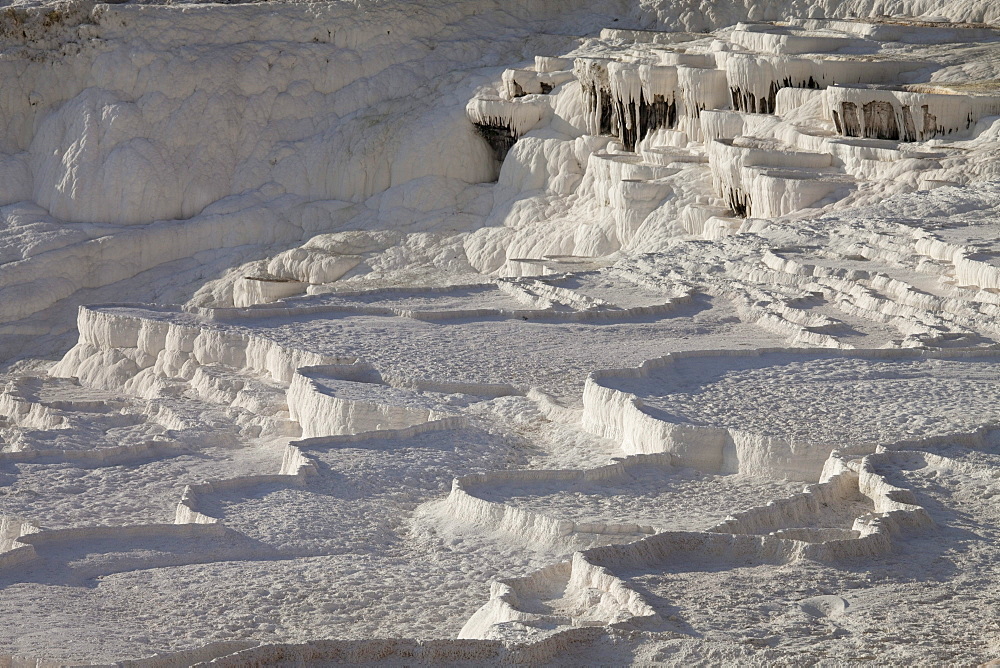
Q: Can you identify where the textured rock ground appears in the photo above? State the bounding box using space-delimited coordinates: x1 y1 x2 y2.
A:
3 0 1000 664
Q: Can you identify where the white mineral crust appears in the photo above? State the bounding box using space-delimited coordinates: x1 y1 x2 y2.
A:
1 0 1000 664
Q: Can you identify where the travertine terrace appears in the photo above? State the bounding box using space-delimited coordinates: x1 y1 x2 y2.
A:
2 0 1000 664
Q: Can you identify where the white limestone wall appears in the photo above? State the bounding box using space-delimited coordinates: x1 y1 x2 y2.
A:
502 68 575 98
286 371 445 439
536 56 574 73
0 516 42 554
600 28 700 44
188 627 606 665
446 481 576 544
728 23 862 55
573 57 613 136
708 138 833 187
906 231 1000 291
707 137 831 216
700 109 785 143
463 528 814 638
724 52 915 115
232 277 307 308
757 245 1000 347
0 381 63 432
564 549 659 625
174 486 222 526
13 1 511 225
580 368 728 473
576 152 675 248
856 452 934 535
459 550 656 639
459 564 570 639
606 61 661 143
175 444 317 525
582 348 1000 481
713 469 862 537
465 96 547 138
494 134 588 202
50 306 340 397
787 17 1000 41
825 85 1000 141
293 417 468 453
585 59 728 145
496 278 613 311
743 167 849 217
676 66 730 140
265 247 362 286
706 137 849 217
775 87 826 116
445 456 670 546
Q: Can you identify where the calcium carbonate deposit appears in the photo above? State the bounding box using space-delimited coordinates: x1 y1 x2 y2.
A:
3 0 1000 664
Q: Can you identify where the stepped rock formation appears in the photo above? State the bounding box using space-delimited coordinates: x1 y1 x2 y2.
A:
2 0 1000 664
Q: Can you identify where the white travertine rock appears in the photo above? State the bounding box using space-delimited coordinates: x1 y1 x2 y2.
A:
599 28 700 45
465 97 548 145
774 86 826 115
535 56 574 73
443 455 669 548
50 305 339 388
583 348 1000 480
729 22 865 55
267 248 363 285
707 136 841 216
175 444 317 525
502 68 575 99
6 3 1000 663
232 277 307 308
825 84 1000 141
462 437 942 640
287 370 456 438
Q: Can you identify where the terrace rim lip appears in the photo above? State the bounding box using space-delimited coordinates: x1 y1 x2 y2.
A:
830 82 1000 97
